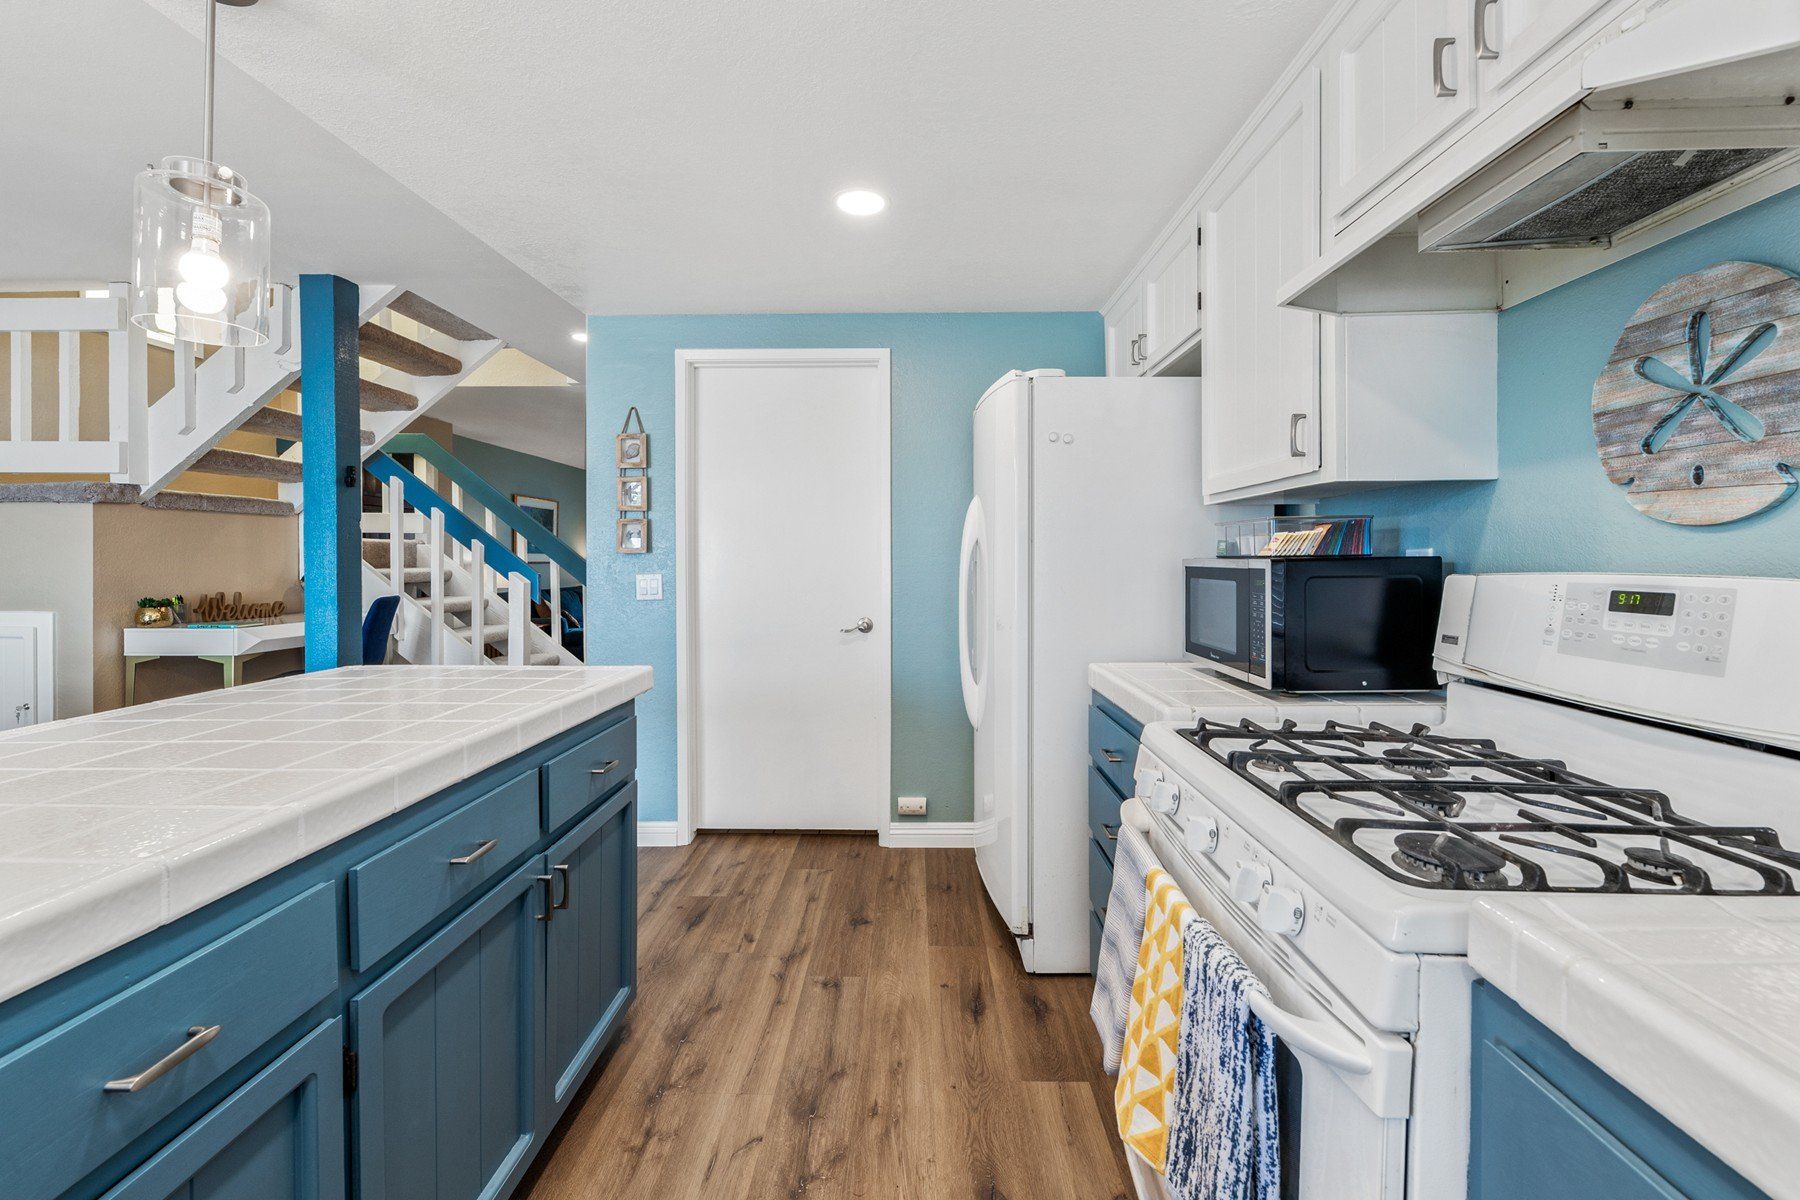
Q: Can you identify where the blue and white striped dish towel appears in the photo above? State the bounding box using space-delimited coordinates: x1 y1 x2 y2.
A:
1164 918 1281 1200
1090 821 1156 1074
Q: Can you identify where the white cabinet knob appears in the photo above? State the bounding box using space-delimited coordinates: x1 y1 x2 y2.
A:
1185 815 1219 855
1146 781 1180 816
1256 886 1306 937
1230 860 1271 904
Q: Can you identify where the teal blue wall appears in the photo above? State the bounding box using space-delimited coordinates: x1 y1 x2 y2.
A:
452 436 587 553
584 313 1105 825
1323 186 1800 577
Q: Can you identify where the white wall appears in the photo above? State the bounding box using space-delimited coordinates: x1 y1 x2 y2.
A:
0 504 95 717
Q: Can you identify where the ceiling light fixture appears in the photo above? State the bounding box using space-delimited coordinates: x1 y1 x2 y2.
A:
130 0 271 347
571 331 589 343
835 189 888 217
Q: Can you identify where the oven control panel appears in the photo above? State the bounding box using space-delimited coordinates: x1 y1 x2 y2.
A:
1554 581 1735 676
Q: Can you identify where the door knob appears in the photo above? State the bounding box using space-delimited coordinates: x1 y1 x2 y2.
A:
842 618 875 634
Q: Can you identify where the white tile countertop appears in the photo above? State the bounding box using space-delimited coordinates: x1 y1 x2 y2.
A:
1470 895 1800 1199
0 664 651 1005
1089 661 1447 727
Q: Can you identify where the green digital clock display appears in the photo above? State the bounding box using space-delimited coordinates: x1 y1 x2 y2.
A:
1608 590 1675 616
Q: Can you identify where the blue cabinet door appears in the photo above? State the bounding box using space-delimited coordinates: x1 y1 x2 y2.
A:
98 1020 344 1200
350 858 547 1200
542 781 636 1126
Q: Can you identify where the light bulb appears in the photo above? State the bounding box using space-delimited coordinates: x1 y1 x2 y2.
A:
178 247 229 289
176 281 228 315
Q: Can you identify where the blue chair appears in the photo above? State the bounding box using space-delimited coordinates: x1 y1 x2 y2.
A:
362 594 401 665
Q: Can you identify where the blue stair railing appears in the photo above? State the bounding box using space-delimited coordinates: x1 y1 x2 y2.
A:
366 452 542 601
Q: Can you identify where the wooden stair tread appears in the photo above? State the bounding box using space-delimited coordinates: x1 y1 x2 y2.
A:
529 652 563 666
387 292 492 343
241 407 375 446
358 323 461 377
142 490 296 518
193 448 304 484
358 379 418 413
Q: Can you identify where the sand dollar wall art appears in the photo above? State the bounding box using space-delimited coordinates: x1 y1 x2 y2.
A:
1593 260 1800 526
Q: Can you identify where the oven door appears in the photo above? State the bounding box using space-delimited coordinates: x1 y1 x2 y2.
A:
1139 818 1414 1200
1184 561 1269 688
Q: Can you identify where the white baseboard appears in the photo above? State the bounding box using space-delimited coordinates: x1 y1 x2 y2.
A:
878 818 993 849
637 820 684 847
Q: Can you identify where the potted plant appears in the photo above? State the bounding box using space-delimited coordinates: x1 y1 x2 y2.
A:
135 595 184 627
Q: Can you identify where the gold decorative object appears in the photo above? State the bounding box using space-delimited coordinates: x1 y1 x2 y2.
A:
136 606 176 627
190 591 287 622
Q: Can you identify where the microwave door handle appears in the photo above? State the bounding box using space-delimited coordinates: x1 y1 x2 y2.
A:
1246 991 1374 1076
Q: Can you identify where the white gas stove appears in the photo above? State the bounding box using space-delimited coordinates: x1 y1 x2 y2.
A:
1125 572 1800 1200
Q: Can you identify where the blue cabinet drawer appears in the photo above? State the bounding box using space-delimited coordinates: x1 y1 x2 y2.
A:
1089 766 1123 858
97 1018 345 1200
1088 836 1114 921
347 770 540 970
541 714 636 831
1088 705 1139 796
0 884 338 1200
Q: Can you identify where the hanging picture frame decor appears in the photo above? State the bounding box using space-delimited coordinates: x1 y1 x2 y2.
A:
1593 260 1800 526
614 405 652 553
617 517 649 554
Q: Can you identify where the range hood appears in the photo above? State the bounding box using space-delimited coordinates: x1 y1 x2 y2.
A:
1419 100 1800 252
1583 0 1800 91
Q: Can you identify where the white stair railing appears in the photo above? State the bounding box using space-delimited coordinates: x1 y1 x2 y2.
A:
0 284 147 480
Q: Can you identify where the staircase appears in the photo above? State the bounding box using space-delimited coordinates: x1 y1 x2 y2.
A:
0 283 505 517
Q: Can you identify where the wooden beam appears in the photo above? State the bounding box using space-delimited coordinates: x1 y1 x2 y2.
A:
300 274 363 671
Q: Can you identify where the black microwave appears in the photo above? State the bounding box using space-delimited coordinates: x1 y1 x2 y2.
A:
1183 556 1444 692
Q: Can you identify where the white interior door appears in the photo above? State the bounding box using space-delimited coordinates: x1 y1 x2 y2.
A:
678 349 892 832
0 613 53 729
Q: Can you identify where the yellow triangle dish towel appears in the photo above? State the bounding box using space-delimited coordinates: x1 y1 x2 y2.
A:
1113 867 1194 1173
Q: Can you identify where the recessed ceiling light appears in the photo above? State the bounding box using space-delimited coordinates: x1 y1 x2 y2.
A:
835 189 887 217
571 330 588 343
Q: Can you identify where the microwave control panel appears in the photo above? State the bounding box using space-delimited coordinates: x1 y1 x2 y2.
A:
1554 581 1734 677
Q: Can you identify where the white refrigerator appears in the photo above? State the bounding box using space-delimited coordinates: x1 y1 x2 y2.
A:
959 369 1217 973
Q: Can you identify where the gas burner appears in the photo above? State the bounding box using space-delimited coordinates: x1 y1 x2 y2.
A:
1393 831 1507 886
1245 755 1290 774
1624 845 1703 886
1405 791 1467 819
1382 750 1449 780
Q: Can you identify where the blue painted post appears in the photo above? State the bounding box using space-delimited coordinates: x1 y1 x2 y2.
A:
299 274 361 672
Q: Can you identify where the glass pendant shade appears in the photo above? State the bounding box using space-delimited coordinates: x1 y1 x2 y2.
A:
130 156 271 347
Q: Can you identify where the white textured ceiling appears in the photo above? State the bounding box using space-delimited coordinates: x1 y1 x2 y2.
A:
141 0 1337 314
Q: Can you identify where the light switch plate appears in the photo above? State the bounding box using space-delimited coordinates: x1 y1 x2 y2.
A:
897 795 927 817
635 573 663 600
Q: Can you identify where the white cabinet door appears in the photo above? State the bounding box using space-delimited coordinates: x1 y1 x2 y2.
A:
1478 0 1619 98
1144 216 1202 368
1107 291 1148 377
1202 67 1323 496
1326 0 1477 229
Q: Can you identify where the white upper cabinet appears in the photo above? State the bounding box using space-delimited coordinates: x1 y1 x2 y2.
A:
1144 214 1203 369
1201 67 1324 495
1477 0 1621 100
1105 290 1147 377
1325 0 1478 230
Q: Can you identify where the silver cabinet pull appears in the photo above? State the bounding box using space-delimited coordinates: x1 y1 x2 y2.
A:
1432 36 1458 96
449 838 498 866
1102 750 1125 764
104 1025 221 1093
1474 0 1499 59
1103 824 1120 842
841 618 874 634
552 862 573 911
589 760 621 777
1289 412 1310 458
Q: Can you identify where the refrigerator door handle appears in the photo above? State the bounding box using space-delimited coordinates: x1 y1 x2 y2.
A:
958 495 988 730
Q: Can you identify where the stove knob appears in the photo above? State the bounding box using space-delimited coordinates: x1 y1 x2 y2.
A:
1230 860 1271 904
1256 887 1305 937
1146 780 1180 816
1185 815 1219 856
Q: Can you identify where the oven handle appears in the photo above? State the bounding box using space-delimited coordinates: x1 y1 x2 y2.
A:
1121 795 1376 1078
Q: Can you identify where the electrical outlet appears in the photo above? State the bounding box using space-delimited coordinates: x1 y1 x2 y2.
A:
635 573 663 600
897 795 927 817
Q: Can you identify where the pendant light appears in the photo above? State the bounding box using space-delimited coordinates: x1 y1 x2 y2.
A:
130 0 271 348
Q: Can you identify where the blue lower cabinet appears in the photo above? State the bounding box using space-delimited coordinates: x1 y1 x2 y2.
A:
97 1019 345 1200
542 782 637 1125
350 858 549 1200
1470 981 1768 1200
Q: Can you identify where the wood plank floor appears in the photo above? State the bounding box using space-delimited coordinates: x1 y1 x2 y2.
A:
517 832 1132 1200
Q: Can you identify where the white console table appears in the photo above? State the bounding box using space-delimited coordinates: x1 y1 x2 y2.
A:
122 620 306 705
